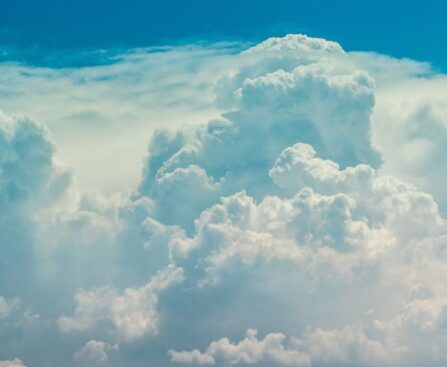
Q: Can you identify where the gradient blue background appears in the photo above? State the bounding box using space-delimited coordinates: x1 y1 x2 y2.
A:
1 0 445 69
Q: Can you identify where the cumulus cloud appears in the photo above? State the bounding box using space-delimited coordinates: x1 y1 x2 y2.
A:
131 34 447 367
0 110 67 209
169 329 310 366
0 45 227 193
2 33 447 367
169 324 401 367
170 295 447 367
59 265 184 341
73 340 117 365
144 143 443 287
0 109 76 302
137 38 382 233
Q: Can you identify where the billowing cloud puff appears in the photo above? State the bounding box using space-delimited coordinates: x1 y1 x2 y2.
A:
169 324 401 367
0 110 55 207
73 340 117 365
269 143 444 242
0 110 73 300
138 38 381 232
128 34 447 367
2 33 447 367
169 292 447 367
141 142 443 287
169 328 310 366
214 34 346 109
59 265 184 341
0 110 78 218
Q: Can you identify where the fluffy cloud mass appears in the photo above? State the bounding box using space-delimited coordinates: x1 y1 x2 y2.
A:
59 265 183 340
169 325 401 366
2 34 447 367
73 340 118 365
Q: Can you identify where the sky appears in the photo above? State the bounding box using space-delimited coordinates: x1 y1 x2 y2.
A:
2 2 447 367
2 0 447 70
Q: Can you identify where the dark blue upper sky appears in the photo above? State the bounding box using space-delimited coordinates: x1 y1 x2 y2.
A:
1 0 446 69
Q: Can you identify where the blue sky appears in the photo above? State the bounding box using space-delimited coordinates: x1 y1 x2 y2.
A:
2 0 447 69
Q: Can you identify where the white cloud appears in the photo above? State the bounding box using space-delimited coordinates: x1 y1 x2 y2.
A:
373 94 447 211
154 143 443 286
0 360 26 367
0 110 69 210
137 45 382 234
3 33 447 367
0 296 20 319
246 34 345 55
0 46 228 193
169 349 216 365
169 324 401 367
73 340 115 365
169 329 310 366
59 265 183 341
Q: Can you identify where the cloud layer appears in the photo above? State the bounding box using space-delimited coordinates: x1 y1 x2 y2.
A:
1 34 447 367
